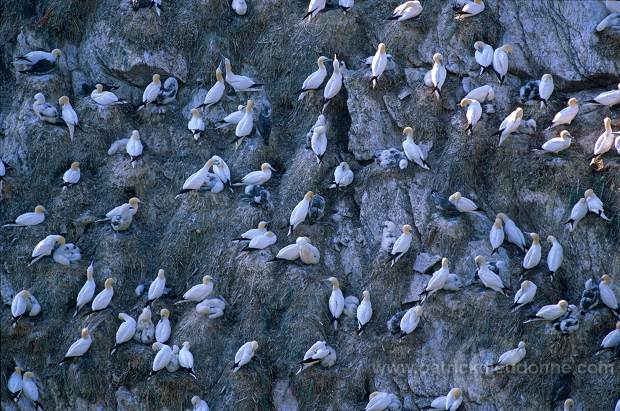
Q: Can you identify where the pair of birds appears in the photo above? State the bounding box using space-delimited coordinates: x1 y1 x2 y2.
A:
565 188 611 232
296 55 343 105
473 41 514 85
7 368 43 409
32 93 79 141
149 341 197 379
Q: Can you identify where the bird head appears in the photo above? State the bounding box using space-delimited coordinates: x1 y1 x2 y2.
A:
34 92 45 102
449 192 462 202
403 127 414 138
24 371 34 379
473 41 484 51
157 269 165 279
558 300 568 309
493 217 503 228
59 95 70 106
517 341 526 349
202 275 213 284
191 396 201 406
131 130 140 139
35 205 46 213
52 49 62 58
604 117 612 131
542 73 552 81
129 197 141 207
515 107 524 118
521 280 533 289
104 278 114 288
403 224 412 234
503 44 513 53
546 235 556 243
152 74 161 84
160 308 170 318
215 68 223 81
70 161 80 170
378 43 386 53
182 341 190 349
432 53 443 63
568 98 578 107
57 236 66 246
474 255 485 266
246 100 255 112
601 274 612 284
14 366 23 374
460 98 472 108
324 277 340 288
251 341 259 350
560 130 571 140
191 108 201 117
304 191 314 200
261 163 276 172
362 290 370 299
451 387 462 398
564 399 574 409
530 233 540 243
414 305 423 316
81 328 90 339
95 84 103 92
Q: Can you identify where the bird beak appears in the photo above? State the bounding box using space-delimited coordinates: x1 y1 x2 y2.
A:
269 165 277 172
324 58 333 62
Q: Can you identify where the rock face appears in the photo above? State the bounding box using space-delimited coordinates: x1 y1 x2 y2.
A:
1 1 619 410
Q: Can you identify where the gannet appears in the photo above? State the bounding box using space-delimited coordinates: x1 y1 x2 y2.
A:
492 44 512 85
538 74 554 107
179 341 197 379
195 297 226 318
59 96 79 141
599 275 620 317
496 213 525 251
593 117 619 158
448 192 483 213
233 340 258 372
288 191 314 235
607 0 620 12
540 130 572 154
62 162 80 189
388 1 422 21
587 83 620 107
370 43 388 88
192 395 210 411
233 99 254 146
363 391 392 411
492 107 523 146
454 0 484 18
386 224 413 267
296 341 329 374
215 105 245 129
241 231 277 251
8 366 22 402
138 74 161 111
547 98 579 130
223 57 263 92
59 328 93 364
233 222 268 242
29 234 65 266
197 68 225 108
474 256 508 295
524 300 568 323
210 155 232 188
299 238 320 264
325 277 344 330
90 278 114 313
429 388 462 411
489 341 526 371
111 313 137 354
399 305 423 338
310 125 328 163
464 84 494 103
22 372 43 410
188 109 206 140
402 127 431 170
595 322 620 355
126 130 143 166
357 290 372 335
420 257 450 301
430 53 446 100
148 269 166 303
176 276 214 304
232 0 247 15
176 159 214 197
15 48 61 75
155 309 171 343
303 0 326 20
270 236 308 261
521 233 541 275
323 56 343 105
98 197 141 231
489 217 504 254
511 280 537 312
74 263 96 317
11 290 33 327
32 93 63 125
584 189 610 220
339 0 353 12
330 162 354 189
474 41 493 75
546 235 563 280
2 205 46 228
296 56 330 100
0 158 6 189
91 84 125 106
149 342 172 379
135 307 155 344
460 98 482 134
233 163 276 187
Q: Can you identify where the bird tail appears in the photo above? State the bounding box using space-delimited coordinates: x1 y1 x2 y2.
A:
357 322 369 335
386 15 399 20
110 344 119 355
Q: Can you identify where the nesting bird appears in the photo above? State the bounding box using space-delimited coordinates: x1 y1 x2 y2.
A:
32 93 63 125
234 163 276 187
448 192 483 213
493 107 523 146
148 269 167 304
399 305 423 338
428 388 463 410
430 53 446 100
59 328 93 365
420 258 450 301
288 191 314 235
492 44 512 85
296 56 330 100
323 55 343 106
191 396 210 411
599 275 620 318
538 74 554 107
111 313 137 354
473 41 493 75
7 366 23 402
540 130 572 154
241 231 277 252
223 57 263 92
149 342 172 379
587 83 620 107
521 233 542 276
179 341 197 379
370 43 388 88
3 205 46 227
21 372 43 410
454 0 484 19
74 263 96 317
546 235 563 281
584 188 610 221
187 109 206 140
138 74 162 111
29 234 65 266
464 84 495 103
489 217 504 254
197 68 225 109
233 99 255 147
62 162 80 190
325 277 345 330
460 98 482 134
155 309 171 343
511 280 537 312
296 340 335 374
489 341 526 371
232 340 258 372
176 159 214 197
357 290 373 335
310 125 328 163
135 307 155 344
547 98 579 130
402 127 431 170
593 117 619 159
10 290 40 328
59 96 79 141
126 130 144 167
176 275 214 304
385 224 413 267
91 84 125 106
15 48 61 75
216 105 245 129
524 300 568 323
474 256 508 295
89 278 114 314
496 213 526 251
594 322 620 355
97 197 141 231
388 1 422 21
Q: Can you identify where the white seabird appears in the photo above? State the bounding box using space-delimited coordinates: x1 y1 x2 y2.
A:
15 48 61 75
270 236 307 262
587 83 620 107
197 67 226 109
296 56 330 100
323 55 343 105
521 233 541 274
3 205 46 228
540 130 572 154
91 84 125 106
489 341 526 371
474 41 493 76
399 305 423 338
59 328 93 364
599 275 620 317
460 98 482 134
402 127 431 170
22 372 43 410
310 125 328 163
303 0 326 20
474 256 508 295
511 280 537 312
241 231 277 251
176 275 214 304
370 43 388 88
564 197 587 232
74 263 96 317
8 366 23 402
428 388 463 411
62 162 80 189
216 105 245 129
97 197 141 231
10 290 35 327
233 163 276 187
388 1 422 21
148 269 166 303
111 313 137 354
546 235 563 280
386 224 413 267
296 340 332 374
538 74 554 107
232 340 258 372
493 107 523 146
420 257 450 300
496 213 525 251
492 44 512 85
454 0 484 19
176 159 214 197
191 395 210 411
464 84 495 103
90 278 114 313
524 300 568 323
29 234 65 266
126 130 144 167
233 99 254 146
448 192 483 213
357 290 372 335
584 188 610 220
188 109 206 140
594 321 620 355
59 96 79 141
299 238 321 264
137 74 162 111
339 0 354 12
593 117 619 158
32 92 62 125
148 342 172 379
223 57 263 92
179 341 197 379
232 0 247 15
363 391 392 411
288 191 314 235
325 277 344 330
155 308 171 343
233 222 268 242
330 162 354 189
546 98 579 130
489 217 504 254
430 53 446 100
